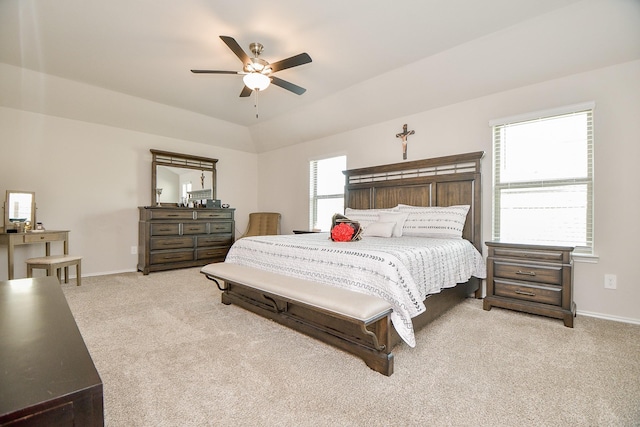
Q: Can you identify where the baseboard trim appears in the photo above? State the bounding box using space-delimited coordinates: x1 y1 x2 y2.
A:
577 310 640 325
83 268 138 278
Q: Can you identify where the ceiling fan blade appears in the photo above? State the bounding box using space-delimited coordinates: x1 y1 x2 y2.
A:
270 76 306 95
219 35 250 65
191 70 242 74
269 53 312 73
239 86 253 97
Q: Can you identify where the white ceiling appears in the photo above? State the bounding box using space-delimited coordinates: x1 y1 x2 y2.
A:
1 0 639 153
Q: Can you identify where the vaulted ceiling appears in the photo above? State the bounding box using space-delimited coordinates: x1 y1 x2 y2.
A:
1 0 639 153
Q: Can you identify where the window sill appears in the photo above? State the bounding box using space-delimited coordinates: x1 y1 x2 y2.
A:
572 253 599 264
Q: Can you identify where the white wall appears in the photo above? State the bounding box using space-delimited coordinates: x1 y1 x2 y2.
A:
257 60 640 323
1 57 637 323
0 107 258 278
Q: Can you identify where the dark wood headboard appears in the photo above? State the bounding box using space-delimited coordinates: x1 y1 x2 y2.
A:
343 151 484 253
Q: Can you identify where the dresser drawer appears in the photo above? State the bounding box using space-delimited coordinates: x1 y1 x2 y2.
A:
197 211 233 220
150 250 193 264
150 236 193 250
148 210 194 220
493 260 562 285
196 247 230 260
182 223 207 234
494 278 562 306
197 235 233 247
209 222 233 233
23 232 67 243
150 223 180 236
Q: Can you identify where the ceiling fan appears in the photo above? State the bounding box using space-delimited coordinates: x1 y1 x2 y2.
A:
191 35 312 97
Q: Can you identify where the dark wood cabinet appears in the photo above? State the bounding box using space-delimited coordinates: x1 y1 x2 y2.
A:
0 276 103 426
483 241 575 327
138 207 235 274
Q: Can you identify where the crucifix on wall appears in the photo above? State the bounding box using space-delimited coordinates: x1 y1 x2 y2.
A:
395 124 415 160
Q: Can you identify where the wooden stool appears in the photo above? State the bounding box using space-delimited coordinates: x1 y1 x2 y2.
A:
26 255 83 286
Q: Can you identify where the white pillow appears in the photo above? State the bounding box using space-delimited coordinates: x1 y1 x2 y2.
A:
377 212 409 237
396 205 470 238
344 208 396 228
362 221 395 237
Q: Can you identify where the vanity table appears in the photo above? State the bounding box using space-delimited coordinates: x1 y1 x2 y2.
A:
0 230 69 280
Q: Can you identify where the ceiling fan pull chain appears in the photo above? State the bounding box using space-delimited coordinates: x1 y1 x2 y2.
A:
254 90 260 119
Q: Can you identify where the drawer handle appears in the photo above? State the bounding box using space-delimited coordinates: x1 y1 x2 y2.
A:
516 270 536 276
162 255 184 260
515 289 536 297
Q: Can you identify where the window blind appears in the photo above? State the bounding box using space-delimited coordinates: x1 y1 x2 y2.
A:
309 156 346 231
492 107 594 253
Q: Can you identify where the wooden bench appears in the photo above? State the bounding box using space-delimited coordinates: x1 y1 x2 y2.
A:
201 262 395 376
26 255 82 286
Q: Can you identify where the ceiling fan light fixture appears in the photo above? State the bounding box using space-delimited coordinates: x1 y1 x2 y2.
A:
243 72 270 91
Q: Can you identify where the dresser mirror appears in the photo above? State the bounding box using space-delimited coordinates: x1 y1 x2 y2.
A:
4 190 36 230
150 150 218 206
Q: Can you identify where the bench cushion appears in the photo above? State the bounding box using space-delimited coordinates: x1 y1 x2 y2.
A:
26 255 82 265
201 262 392 323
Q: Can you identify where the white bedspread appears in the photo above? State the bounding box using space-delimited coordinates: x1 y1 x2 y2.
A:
224 233 486 347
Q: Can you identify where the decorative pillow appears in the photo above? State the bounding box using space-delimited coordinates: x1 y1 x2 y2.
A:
362 221 395 238
344 208 396 228
377 212 409 237
330 213 363 242
396 205 470 238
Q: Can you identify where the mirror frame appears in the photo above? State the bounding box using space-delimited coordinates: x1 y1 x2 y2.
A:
4 190 36 230
150 149 218 207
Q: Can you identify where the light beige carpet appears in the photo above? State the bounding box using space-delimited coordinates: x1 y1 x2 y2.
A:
61 268 640 426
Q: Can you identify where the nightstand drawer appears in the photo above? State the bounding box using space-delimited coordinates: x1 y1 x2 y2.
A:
493 260 562 285
494 278 562 306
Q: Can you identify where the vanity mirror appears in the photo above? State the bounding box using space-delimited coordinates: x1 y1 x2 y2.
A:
150 150 218 206
3 190 36 231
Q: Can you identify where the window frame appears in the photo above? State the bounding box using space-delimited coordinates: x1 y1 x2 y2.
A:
490 103 595 254
309 155 347 231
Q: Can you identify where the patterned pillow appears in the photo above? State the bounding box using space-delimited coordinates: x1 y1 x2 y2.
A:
344 208 396 228
396 205 470 238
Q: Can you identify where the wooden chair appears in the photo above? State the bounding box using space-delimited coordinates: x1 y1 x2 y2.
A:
240 212 281 238
26 255 83 286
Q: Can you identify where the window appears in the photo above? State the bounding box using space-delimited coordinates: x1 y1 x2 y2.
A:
491 103 594 254
309 155 347 231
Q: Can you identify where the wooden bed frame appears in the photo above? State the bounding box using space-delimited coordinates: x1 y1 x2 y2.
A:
344 151 484 347
206 151 484 375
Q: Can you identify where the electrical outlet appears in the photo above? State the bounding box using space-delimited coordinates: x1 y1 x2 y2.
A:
604 274 617 289
131 246 138 255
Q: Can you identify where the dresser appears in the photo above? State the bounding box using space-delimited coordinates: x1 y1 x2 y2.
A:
0 276 103 426
483 241 575 327
137 207 235 275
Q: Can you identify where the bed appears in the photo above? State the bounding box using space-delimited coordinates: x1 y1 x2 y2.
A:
202 151 485 375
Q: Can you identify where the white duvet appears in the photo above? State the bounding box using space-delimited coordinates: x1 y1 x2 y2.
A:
224 233 486 347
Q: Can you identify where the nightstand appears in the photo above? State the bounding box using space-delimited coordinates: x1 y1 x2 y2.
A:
483 241 575 327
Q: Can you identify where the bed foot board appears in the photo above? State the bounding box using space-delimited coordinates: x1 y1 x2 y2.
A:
220 283 395 376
